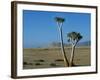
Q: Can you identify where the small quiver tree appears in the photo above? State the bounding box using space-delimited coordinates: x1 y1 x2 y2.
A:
67 32 82 66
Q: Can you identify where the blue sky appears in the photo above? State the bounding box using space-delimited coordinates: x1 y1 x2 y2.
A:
23 10 91 48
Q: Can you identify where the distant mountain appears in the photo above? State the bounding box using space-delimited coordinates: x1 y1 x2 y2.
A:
24 41 91 48
77 41 91 46
48 41 91 47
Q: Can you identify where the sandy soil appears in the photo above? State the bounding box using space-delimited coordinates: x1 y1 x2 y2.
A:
23 46 90 69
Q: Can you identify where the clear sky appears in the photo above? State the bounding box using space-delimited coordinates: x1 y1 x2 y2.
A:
23 10 91 48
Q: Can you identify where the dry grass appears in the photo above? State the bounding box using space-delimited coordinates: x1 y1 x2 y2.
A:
23 46 90 69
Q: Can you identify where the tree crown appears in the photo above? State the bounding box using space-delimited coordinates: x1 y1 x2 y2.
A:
55 17 65 23
67 31 83 44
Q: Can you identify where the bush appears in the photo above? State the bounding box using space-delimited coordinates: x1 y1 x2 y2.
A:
23 62 28 65
50 63 57 67
34 59 45 62
55 59 64 62
35 63 41 66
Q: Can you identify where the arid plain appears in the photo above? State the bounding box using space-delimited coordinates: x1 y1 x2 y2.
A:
23 46 90 69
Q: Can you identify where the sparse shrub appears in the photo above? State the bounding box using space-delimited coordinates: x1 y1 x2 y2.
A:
50 63 57 67
55 59 64 62
23 62 28 65
38 59 45 62
34 59 45 62
35 63 41 66
23 62 33 65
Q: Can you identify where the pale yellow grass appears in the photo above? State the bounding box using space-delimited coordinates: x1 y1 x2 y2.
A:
23 46 90 69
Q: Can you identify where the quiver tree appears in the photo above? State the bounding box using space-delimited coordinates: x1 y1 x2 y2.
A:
55 17 69 67
67 32 82 66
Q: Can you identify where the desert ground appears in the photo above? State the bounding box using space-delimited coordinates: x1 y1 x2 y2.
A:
23 46 90 69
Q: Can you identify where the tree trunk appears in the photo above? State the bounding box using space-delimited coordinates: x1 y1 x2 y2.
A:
59 28 69 67
69 45 75 66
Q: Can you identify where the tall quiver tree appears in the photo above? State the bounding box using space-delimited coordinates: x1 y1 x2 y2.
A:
55 17 69 67
67 32 82 66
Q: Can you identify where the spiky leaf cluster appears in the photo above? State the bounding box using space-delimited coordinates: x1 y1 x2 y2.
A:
67 32 82 45
55 17 65 23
